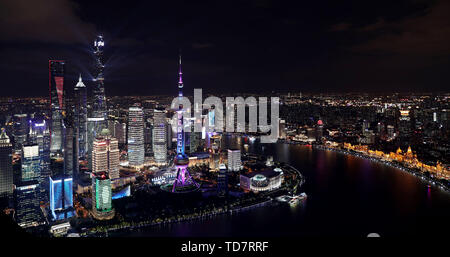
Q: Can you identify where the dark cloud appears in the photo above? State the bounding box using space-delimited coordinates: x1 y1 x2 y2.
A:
0 0 96 44
332 0 450 56
0 0 449 97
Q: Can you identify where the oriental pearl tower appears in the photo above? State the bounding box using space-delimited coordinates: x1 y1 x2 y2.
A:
170 53 199 193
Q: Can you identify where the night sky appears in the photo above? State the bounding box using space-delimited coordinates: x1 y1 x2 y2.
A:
1 0 449 97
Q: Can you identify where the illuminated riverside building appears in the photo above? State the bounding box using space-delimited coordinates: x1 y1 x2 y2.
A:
0 129 13 197
240 169 283 192
74 75 88 159
341 143 450 180
227 149 241 171
92 130 120 179
152 108 167 164
21 144 41 182
91 171 114 220
128 105 145 167
170 54 199 193
49 60 65 156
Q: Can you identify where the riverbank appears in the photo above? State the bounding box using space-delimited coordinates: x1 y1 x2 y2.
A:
83 161 305 237
313 144 450 193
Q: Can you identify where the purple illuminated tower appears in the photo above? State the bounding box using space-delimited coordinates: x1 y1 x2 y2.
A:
171 53 199 192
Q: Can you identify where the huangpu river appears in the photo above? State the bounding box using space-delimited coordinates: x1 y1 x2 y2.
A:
114 135 450 237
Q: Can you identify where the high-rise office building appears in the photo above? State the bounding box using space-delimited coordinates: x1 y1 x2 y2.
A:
13 114 28 153
29 119 51 182
128 105 145 167
279 119 287 139
217 163 229 197
0 129 13 197
92 130 120 179
189 122 201 153
49 60 65 155
144 124 152 156
29 119 51 203
91 171 114 220
74 75 88 159
21 144 41 182
49 176 74 220
62 108 77 178
153 108 167 164
227 149 241 171
14 180 42 228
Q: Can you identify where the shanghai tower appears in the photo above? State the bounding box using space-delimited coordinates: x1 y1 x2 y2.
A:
88 36 108 168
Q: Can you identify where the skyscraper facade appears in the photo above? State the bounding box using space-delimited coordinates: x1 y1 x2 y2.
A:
13 114 28 153
0 129 13 197
49 60 65 155
91 171 114 220
128 105 145 167
217 163 229 197
92 35 107 122
87 36 108 168
153 108 167 164
74 75 88 159
92 131 120 179
15 181 42 228
29 119 51 203
21 144 41 182
49 176 74 220
227 149 241 171
29 119 51 182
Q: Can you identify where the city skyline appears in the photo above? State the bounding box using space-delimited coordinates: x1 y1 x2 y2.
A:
0 1 449 252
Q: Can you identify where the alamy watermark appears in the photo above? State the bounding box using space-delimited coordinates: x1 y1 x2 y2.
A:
170 88 279 143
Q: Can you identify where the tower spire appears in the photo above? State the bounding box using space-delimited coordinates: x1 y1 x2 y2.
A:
178 51 183 95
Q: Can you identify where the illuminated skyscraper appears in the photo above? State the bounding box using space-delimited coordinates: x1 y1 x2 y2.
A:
92 171 114 220
29 119 51 182
92 35 107 122
0 129 13 197
13 114 28 153
15 180 42 228
153 108 167 164
171 54 199 192
227 149 241 171
29 119 51 203
92 130 120 179
217 163 229 197
49 176 74 220
74 75 88 159
128 105 145 167
87 36 108 168
21 144 41 182
49 60 65 155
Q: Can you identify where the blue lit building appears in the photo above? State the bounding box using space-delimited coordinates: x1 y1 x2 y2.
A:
49 176 74 220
